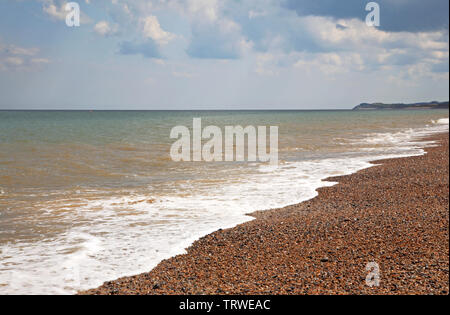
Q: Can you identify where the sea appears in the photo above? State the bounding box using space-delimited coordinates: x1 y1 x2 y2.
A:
0 109 448 294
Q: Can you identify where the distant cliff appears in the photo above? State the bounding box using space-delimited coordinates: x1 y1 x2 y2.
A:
353 101 449 110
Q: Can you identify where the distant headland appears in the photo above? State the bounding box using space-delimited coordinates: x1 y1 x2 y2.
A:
353 101 449 111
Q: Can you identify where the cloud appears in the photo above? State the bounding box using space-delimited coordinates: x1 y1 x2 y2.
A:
1 45 39 56
291 16 449 74
294 51 365 75
284 0 449 33
43 1 67 21
53 0 448 73
115 0 250 59
94 21 118 37
0 41 50 71
141 16 175 45
185 0 220 22
95 0 448 79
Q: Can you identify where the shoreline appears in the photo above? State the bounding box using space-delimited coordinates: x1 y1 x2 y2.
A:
81 133 449 295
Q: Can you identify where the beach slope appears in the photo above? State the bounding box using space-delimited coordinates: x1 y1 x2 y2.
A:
81 133 449 295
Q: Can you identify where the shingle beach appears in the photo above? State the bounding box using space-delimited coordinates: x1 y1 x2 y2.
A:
81 133 449 295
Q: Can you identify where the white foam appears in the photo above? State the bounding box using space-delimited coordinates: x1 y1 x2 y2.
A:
433 118 449 125
0 120 448 295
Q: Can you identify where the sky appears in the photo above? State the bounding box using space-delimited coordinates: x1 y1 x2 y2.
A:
0 0 448 110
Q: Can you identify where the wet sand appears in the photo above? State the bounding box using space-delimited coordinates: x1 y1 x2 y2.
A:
81 133 449 295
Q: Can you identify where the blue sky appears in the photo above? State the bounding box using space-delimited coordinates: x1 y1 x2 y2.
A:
0 0 448 109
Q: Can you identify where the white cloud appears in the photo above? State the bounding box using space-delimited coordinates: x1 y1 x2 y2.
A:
94 21 118 37
4 45 39 56
302 16 448 55
186 0 220 22
141 16 175 45
43 2 67 21
294 52 365 76
0 41 50 71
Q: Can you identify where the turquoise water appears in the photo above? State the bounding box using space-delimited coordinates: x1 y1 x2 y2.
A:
0 110 448 294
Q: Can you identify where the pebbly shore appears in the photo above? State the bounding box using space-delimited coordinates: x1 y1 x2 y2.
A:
81 133 449 295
